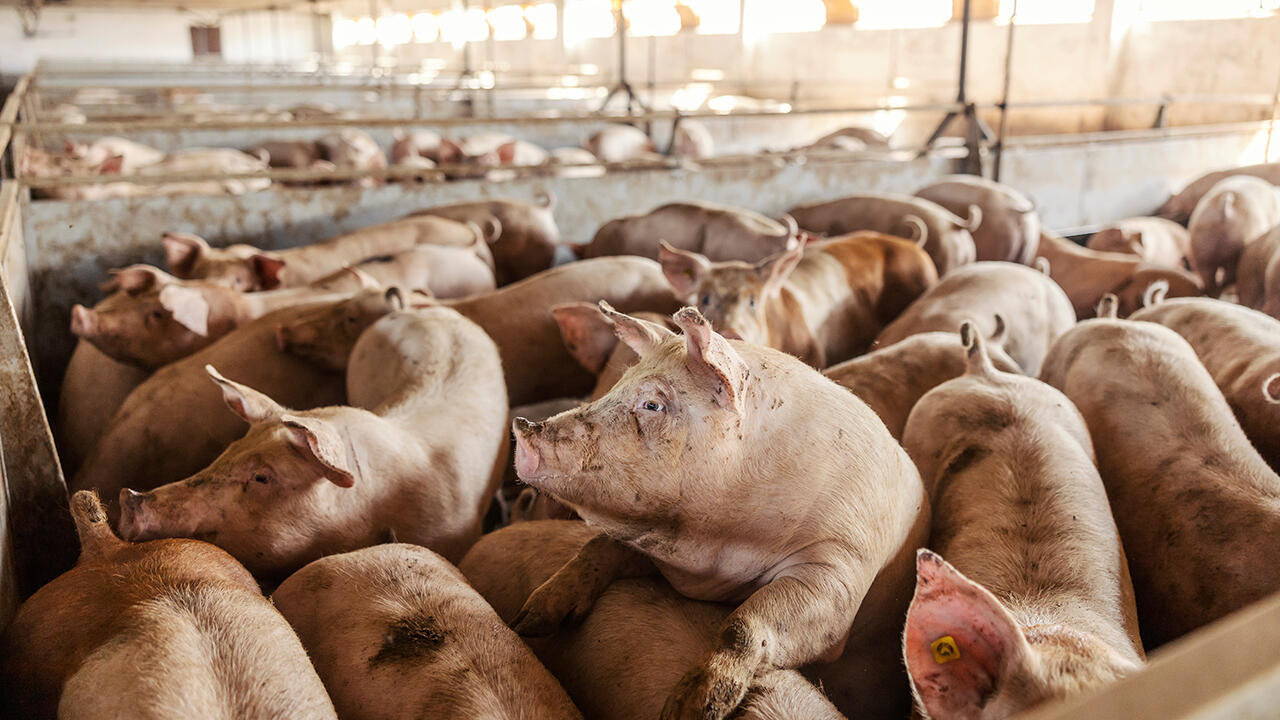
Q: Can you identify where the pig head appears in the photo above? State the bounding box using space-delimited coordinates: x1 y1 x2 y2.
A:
275 287 409 370
163 231 287 291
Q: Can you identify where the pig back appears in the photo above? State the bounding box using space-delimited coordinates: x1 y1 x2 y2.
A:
58 341 149 476
72 305 346 519
1040 319 1280 647
915 176 1040 264
790 194 975 275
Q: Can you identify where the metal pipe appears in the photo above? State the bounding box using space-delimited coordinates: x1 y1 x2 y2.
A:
994 0 1018 182
956 0 971 105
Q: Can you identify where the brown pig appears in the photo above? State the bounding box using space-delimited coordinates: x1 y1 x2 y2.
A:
1085 216 1191 269
900 325 1143 718
277 257 681 405
1131 296 1280 473
1155 162 1280 223
459 521 846 720
1187 175 1280 295
1035 231 1203 317
873 262 1075 376
118 304 507 580
410 192 561 285
578 202 798 263
915 175 1039 264
1040 311 1280 648
71 305 347 520
658 232 938 367
57 340 150 477
823 329 1021 440
788 193 978 275
0 491 336 720
272 543 582 719
1235 224 1280 317
163 214 495 291
509 305 928 720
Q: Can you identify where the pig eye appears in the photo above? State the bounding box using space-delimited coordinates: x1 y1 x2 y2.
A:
747 296 757 308
640 399 665 413
700 294 711 306
149 309 166 321
252 473 270 484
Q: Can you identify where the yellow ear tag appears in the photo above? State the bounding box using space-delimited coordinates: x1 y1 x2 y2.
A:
931 636 960 664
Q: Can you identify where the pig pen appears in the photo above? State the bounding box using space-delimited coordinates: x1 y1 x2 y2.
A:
5 93 1280 716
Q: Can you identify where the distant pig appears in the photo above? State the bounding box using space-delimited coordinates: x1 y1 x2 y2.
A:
915 175 1040 264
901 324 1142 718
579 202 798 263
411 192 561 284
0 491 336 720
1041 311 1280 648
57 341 149 479
1086 216 1191 270
658 231 937 367
824 329 1020 440
788 193 978 275
390 128 443 164
1131 296 1280 473
510 305 928 719
584 124 656 162
1187 175 1280 295
163 214 494 291
316 128 387 186
873 262 1074 376
460 521 845 720
273 543 582 719
1155 162 1280 223
1235 224 1280 317
670 120 713 159
119 304 508 579
1035 231 1203 317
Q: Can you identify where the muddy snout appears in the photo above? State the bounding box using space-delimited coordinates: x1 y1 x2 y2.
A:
117 488 157 542
512 417 543 480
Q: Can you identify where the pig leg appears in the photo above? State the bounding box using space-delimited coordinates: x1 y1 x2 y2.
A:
660 564 863 720
512 534 654 636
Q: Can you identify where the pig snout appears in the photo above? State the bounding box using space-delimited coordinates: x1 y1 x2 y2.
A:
512 417 543 480
117 488 158 542
70 304 96 337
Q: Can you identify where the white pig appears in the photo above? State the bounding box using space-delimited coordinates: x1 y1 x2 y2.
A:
1187 175 1280 295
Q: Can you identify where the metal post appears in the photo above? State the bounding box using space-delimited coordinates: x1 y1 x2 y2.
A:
994 0 1018 182
918 0 976 162
956 0 971 105
619 2 630 114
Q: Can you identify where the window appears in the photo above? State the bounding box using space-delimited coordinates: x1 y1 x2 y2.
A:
488 5 529 40
683 0 740 34
1137 0 1279 20
412 13 439 42
565 0 617 43
375 13 412 47
526 3 559 39
743 0 826 41
439 7 490 44
624 0 683 36
190 25 222 58
856 0 950 28
998 0 1095 24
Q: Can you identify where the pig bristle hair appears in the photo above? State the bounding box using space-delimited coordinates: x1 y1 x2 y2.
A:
1034 257 1051 275
1264 374 1280 405
69 490 122 558
1143 280 1169 308
1096 294 1119 319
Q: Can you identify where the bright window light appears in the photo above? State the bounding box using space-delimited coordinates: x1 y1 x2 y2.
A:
742 0 825 42
1136 0 1277 20
355 16 377 45
624 0 682 36
998 0 1095 24
525 3 559 39
439 7 491 45
488 5 528 40
412 13 439 42
376 13 412 47
564 0 617 44
332 17 359 49
855 0 950 29
683 0 739 34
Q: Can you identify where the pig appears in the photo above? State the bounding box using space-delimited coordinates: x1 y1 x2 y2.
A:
390 128 443 164
1187 175 1280 295
584 124 656 162
1235 224 1280 317
578 202 798 263
1085 216 1191 269
1131 296 1280 473
0 491 336 720
546 147 605 178
500 399 584 525
72 305 347 521
277 257 681 405
1155 162 1280 223
671 120 714 159
162 214 494 291
806 126 892 151
552 304 677 401
119 304 508 579
272 543 582 719
1040 310 1280 648
915 175 1040 264
823 330 1021 440
788 193 978 275
460 521 846 720
873 262 1075 376
410 193 561 285
1034 231 1203 317
316 128 388 186
245 139 325 169
900 324 1143 718
57 341 149 476
657 231 938 367
131 148 273 196
510 305 928 719
437 132 549 170
67 136 165 171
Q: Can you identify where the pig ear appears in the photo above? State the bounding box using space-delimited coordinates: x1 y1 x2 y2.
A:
496 140 518 165
658 241 711 297
599 300 676 358
280 414 355 487
553 302 619 374
437 138 463 165
904 549 1032 720
251 254 287 291
754 243 805 292
162 232 210 278
109 265 169 295
96 154 125 175
158 285 210 337
672 306 749 410
206 365 284 424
